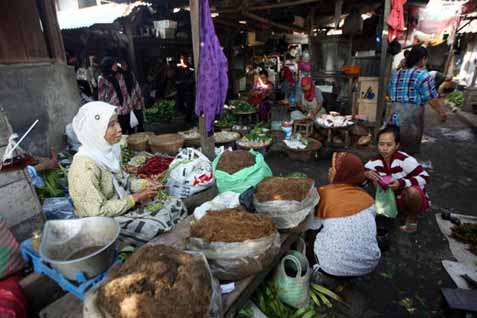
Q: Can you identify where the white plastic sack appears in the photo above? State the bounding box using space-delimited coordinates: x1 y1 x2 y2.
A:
115 198 187 246
254 185 320 230
166 148 215 199
187 232 281 281
193 192 241 220
83 252 222 318
129 111 139 128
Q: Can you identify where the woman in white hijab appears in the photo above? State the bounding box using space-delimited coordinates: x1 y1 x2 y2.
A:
69 102 188 245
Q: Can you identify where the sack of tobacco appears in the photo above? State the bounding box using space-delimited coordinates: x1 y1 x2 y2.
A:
187 207 280 281
253 177 320 230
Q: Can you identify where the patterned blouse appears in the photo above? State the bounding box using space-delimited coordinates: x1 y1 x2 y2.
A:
68 155 135 217
98 73 144 114
98 73 130 115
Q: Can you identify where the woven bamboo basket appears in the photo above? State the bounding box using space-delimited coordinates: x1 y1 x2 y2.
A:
149 134 184 155
127 133 150 151
286 138 322 162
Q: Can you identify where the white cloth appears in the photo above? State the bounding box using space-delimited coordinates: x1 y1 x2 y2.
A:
314 205 381 277
72 101 121 173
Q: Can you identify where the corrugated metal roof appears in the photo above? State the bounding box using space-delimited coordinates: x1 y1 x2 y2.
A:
57 2 150 30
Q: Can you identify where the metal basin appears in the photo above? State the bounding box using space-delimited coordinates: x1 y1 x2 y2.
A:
39 217 119 281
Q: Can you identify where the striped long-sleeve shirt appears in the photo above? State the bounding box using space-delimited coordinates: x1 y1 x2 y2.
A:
364 151 429 192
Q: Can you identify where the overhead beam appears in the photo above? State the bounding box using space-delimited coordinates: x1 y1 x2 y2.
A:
241 11 304 32
219 0 320 13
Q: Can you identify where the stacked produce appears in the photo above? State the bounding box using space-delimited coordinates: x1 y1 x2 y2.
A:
447 91 464 108
256 177 314 202
215 112 237 129
136 155 173 177
237 126 272 149
188 207 280 280
231 100 256 113
248 279 347 318
190 208 276 242
145 100 176 122
216 150 256 174
96 245 215 318
254 177 319 230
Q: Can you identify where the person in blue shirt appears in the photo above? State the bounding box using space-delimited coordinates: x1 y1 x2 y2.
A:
387 46 447 154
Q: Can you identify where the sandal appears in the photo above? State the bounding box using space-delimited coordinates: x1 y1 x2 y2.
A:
400 221 418 233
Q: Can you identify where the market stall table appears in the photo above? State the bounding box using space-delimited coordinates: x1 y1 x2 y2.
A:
150 215 304 318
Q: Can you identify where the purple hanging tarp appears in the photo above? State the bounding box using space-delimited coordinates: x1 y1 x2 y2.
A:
194 0 228 133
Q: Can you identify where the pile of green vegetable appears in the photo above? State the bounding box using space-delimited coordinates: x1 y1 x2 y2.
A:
447 91 464 108
36 165 67 202
145 100 176 122
145 190 169 215
238 279 346 318
451 223 477 255
215 112 238 129
231 100 256 113
243 126 271 143
121 147 135 165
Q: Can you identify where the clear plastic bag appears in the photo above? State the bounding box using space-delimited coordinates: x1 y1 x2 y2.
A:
253 185 320 230
83 252 222 318
42 197 76 220
187 232 281 281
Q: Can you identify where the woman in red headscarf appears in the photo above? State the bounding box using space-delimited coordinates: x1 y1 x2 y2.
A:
312 152 381 281
291 76 326 121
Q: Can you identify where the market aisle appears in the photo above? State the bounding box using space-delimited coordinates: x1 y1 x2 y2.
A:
265 108 477 317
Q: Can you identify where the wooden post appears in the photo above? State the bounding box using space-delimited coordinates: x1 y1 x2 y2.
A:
36 0 66 63
190 0 215 160
444 17 461 77
125 22 138 74
375 0 391 135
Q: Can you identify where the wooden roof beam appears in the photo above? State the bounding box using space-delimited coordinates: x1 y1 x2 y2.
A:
219 0 321 14
241 11 304 32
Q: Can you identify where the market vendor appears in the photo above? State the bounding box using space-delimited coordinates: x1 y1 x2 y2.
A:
248 70 274 121
313 152 380 282
68 102 157 217
291 76 325 121
365 125 430 233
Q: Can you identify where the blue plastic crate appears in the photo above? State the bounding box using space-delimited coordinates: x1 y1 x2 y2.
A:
20 240 119 300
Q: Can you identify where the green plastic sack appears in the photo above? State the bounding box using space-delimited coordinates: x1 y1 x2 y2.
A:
213 150 272 194
375 187 398 218
273 240 310 309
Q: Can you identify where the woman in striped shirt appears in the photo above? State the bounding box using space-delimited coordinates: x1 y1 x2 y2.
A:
364 125 429 233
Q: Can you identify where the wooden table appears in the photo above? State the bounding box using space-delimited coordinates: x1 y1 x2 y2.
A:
150 215 306 318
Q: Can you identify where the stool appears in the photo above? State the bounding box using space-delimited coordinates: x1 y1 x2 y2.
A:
293 120 314 137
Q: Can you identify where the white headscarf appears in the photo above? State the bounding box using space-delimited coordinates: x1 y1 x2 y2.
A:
72 101 121 173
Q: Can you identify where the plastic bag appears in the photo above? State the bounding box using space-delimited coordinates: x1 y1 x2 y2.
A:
375 187 398 218
253 185 320 230
213 150 272 194
115 198 188 246
129 111 139 128
193 191 240 220
166 148 215 199
42 197 76 220
83 252 222 318
273 243 311 309
187 232 281 281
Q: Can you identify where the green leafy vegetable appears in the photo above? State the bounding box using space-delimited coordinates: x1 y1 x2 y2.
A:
447 91 464 107
146 100 176 122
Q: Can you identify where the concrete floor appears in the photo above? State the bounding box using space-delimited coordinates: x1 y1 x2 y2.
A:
265 108 477 317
